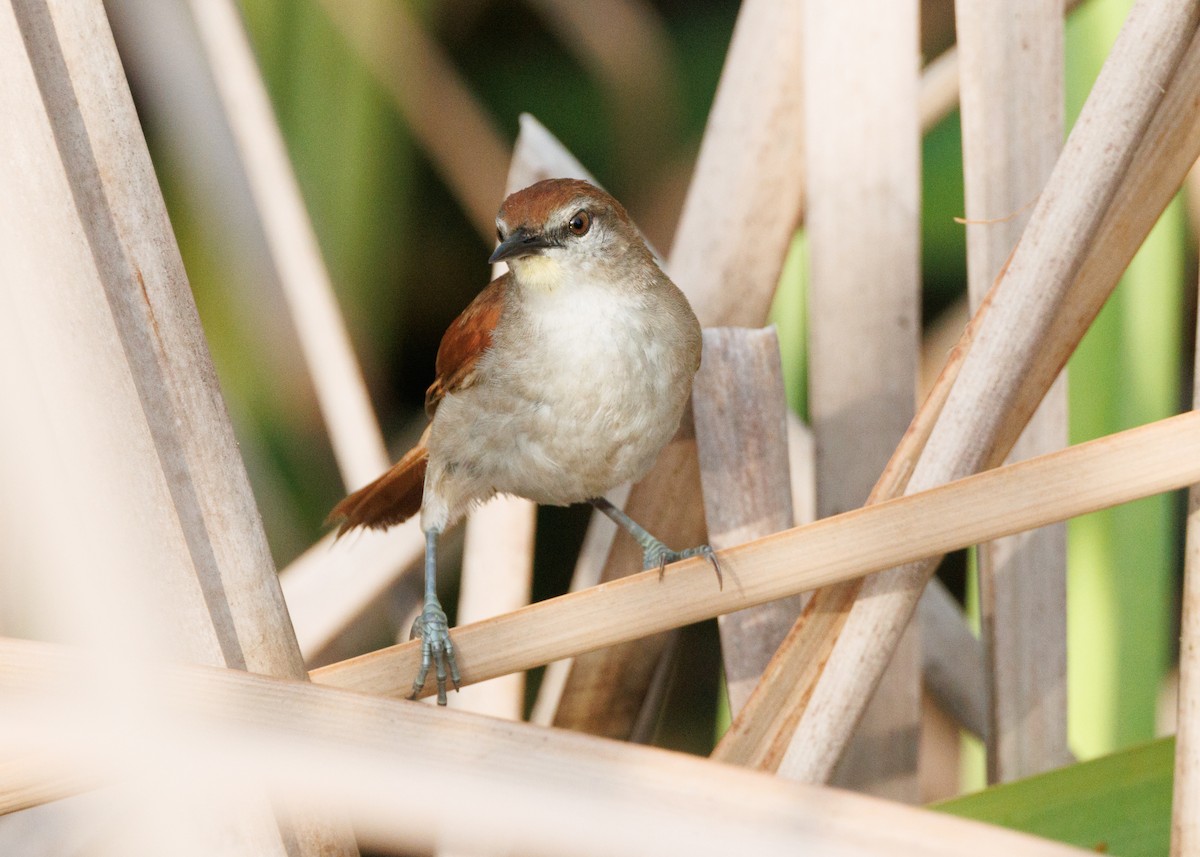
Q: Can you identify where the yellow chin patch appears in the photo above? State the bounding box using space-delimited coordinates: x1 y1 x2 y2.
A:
513 255 564 292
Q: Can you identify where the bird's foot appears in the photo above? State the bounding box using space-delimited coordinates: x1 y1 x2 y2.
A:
409 603 461 705
641 539 723 589
587 497 723 588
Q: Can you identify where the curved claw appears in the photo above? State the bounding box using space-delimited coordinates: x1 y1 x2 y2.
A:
409 603 461 705
693 544 723 590
643 541 723 590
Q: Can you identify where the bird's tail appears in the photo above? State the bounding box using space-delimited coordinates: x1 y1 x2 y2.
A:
326 439 428 536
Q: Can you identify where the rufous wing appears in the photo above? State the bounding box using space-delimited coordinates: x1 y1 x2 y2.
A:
424 273 508 416
328 275 508 534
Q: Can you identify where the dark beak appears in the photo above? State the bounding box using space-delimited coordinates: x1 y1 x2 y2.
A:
489 229 553 264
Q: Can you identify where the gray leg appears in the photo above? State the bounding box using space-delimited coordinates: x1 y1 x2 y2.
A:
589 497 722 588
410 528 461 704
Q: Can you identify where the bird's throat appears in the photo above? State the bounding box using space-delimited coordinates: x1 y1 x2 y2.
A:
513 255 565 293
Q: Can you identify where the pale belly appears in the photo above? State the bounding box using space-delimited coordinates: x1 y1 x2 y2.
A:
423 335 692 532
428 349 687 508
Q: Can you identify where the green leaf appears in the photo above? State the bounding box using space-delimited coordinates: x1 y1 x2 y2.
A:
933 737 1175 856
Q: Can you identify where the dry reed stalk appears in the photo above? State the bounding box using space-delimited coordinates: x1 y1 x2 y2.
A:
692 328 799 716
918 0 1084 133
100 0 318 425
507 114 604 193
0 638 1095 857
918 581 988 740
956 0 1070 782
453 496 536 719
442 507 534 857
804 0 922 801
915 300 992 740
998 23 1200 459
0 1 355 853
790 413 986 738
919 692 966 802
1171 272 1200 857
4 0 314 676
718 1 1200 782
1188 162 1200 232
0 751 91 817
1176 550 1200 849
194 0 417 670
188 0 388 490
920 296 969 396
529 485 630 726
786 414 816 526
529 491 630 726
280 524 423 663
668 0 805 331
0 0 271 695
1 636 1092 857
919 40 963 131
313 410 1200 698
315 0 510 240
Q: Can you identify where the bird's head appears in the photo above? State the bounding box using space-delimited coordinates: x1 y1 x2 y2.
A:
489 178 652 292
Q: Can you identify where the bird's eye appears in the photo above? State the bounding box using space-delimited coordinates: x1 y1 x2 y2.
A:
496 227 505 242
567 210 591 236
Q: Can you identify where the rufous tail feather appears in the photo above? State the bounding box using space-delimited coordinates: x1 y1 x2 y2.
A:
327 443 427 535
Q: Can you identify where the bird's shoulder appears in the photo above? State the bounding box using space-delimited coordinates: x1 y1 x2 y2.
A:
425 273 509 416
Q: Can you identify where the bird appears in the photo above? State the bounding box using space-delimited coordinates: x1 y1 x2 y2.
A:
329 177 718 705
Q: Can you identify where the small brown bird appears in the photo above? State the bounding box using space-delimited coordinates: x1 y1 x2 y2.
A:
330 178 716 704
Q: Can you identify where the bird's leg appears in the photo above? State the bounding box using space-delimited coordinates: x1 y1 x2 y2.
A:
410 528 461 704
588 497 722 587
